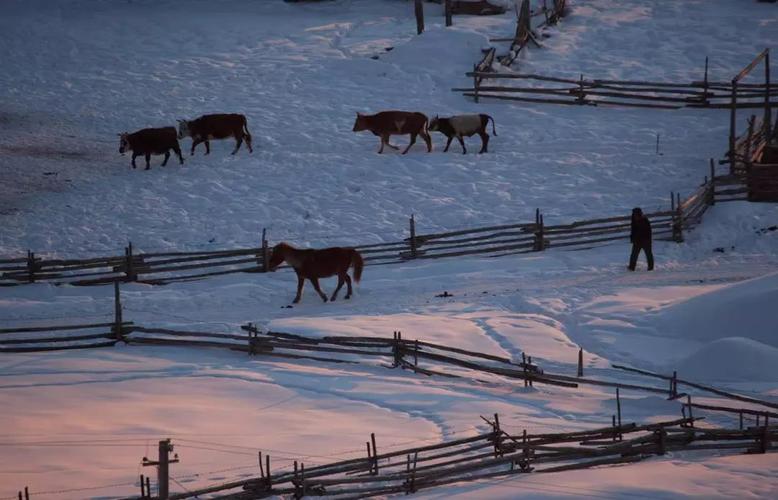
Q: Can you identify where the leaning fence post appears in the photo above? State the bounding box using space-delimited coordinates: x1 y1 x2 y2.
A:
473 64 480 103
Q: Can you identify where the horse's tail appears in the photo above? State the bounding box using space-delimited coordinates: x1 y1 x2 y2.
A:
351 250 364 283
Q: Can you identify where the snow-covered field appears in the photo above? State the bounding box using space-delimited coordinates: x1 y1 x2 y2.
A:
1 0 777 498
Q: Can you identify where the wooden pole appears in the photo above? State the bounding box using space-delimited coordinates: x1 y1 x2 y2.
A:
261 228 269 273
702 56 709 106
709 159 716 206
158 439 171 500
114 281 124 342
145 476 150 497
729 78 738 167
371 433 379 474
125 241 137 282
746 115 755 163
409 215 417 258
26 250 35 284
765 49 772 140
24 487 29 500
577 348 583 377
473 64 480 103
444 0 452 27
266 454 271 489
616 387 622 441
414 0 424 35
140 474 146 498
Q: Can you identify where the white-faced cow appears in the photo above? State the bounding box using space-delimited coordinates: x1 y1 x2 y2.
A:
177 113 253 156
352 111 432 154
428 114 497 154
118 127 184 170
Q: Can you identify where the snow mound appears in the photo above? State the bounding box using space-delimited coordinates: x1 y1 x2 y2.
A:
676 337 778 382
656 272 778 348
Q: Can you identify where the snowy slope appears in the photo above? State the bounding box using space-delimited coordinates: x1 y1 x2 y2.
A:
1 0 778 499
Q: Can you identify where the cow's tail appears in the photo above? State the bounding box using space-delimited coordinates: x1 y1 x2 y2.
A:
488 115 497 136
351 250 364 283
242 116 252 139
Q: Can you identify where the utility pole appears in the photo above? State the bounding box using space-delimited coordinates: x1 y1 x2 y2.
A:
142 439 179 500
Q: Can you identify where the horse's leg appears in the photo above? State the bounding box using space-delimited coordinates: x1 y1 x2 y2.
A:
443 136 453 153
309 277 328 302
330 274 346 301
478 132 489 154
402 133 417 155
457 136 466 155
344 274 353 299
292 273 305 304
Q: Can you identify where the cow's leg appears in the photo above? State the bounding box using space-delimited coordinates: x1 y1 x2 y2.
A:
443 136 453 153
244 133 253 153
478 132 489 154
173 145 184 165
402 133 418 155
131 153 139 169
161 151 170 166
331 274 346 301
309 277 328 302
378 134 389 154
144 153 151 170
344 273 353 299
231 135 243 155
421 131 432 152
457 136 467 155
293 272 305 304
204 140 210 155
190 138 202 156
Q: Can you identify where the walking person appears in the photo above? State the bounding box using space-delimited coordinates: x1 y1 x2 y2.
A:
628 207 654 271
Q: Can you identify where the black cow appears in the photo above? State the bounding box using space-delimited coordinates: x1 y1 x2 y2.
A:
177 114 253 155
428 114 497 154
118 127 184 170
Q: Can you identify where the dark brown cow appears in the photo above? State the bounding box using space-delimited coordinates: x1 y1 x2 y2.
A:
352 111 432 154
118 127 184 170
177 113 253 155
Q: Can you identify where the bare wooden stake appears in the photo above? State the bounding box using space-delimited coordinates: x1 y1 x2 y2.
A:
266 454 272 489
259 451 264 478
409 214 418 258
616 387 622 441
709 159 716 205
444 0 453 27
261 228 269 273
140 474 146 498
114 281 124 343
577 348 583 377
371 433 379 474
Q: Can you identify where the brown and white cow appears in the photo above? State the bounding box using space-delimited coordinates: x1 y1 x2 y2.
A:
118 127 184 170
428 114 497 154
352 111 432 154
177 113 253 156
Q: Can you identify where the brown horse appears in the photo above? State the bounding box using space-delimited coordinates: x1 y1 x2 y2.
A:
268 242 364 303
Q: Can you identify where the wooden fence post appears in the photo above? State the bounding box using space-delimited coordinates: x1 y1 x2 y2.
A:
444 0 453 27
616 387 622 441
764 49 771 140
577 348 583 377
114 281 124 343
261 228 269 273
371 433 379 474
473 64 480 103
576 74 585 104
709 159 716 206
701 56 709 106
26 250 36 284
414 0 424 35
125 241 137 282
409 214 418 258
729 78 738 168
745 115 755 164
533 209 545 251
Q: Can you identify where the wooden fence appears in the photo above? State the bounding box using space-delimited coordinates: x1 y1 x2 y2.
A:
456 68 778 110
6 309 777 499
0 179 712 287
